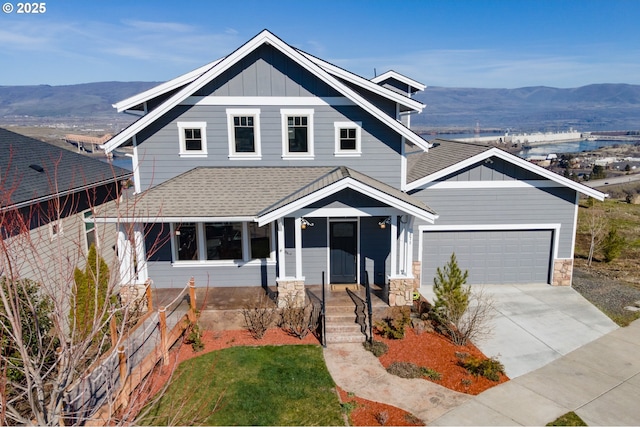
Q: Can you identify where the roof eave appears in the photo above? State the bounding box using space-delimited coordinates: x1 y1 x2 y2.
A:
406 147 607 200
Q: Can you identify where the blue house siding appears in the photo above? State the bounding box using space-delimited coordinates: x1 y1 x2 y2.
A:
134 103 403 191
143 223 276 288
411 185 576 259
360 217 390 286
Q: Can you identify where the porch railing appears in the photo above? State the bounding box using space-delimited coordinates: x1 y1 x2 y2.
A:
306 272 326 347
346 271 374 343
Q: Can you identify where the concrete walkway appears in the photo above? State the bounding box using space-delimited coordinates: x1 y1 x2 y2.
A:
325 319 640 426
323 343 472 424
431 318 640 426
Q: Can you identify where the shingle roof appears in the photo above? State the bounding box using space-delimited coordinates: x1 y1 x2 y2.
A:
0 128 131 209
98 166 436 220
406 138 493 183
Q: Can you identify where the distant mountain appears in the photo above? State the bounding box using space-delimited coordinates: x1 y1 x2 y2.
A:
0 81 159 127
413 84 640 131
1 81 639 132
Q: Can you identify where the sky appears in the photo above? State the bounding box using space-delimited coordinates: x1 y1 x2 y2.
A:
1 0 639 88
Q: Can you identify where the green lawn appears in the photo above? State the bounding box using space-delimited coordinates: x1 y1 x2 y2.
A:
140 345 345 426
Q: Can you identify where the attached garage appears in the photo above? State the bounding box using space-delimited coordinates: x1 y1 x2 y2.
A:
421 229 554 285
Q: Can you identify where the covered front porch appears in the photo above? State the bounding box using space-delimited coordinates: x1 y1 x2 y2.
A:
97 166 437 307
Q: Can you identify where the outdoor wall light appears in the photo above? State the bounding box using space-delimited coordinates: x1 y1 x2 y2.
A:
301 218 314 229
378 217 391 229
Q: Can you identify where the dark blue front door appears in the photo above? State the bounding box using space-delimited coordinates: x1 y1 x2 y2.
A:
330 221 357 283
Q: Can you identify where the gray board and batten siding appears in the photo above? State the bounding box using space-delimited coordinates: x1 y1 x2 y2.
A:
410 157 577 286
133 43 404 191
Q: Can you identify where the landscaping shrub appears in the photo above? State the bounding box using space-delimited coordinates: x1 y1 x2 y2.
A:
363 339 388 357
601 225 626 262
431 253 494 345
457 354 505 381
375 306 411 339
184 320 204 352
242 293 276 339
279 297 314 339
386 361 441 381
374 410 389 426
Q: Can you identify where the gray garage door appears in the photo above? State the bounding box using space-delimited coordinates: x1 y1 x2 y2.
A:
422 229 553 285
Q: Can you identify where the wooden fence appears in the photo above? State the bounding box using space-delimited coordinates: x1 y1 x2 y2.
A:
64 278 197 425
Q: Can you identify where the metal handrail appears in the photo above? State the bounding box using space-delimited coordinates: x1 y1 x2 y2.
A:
364 271 373 344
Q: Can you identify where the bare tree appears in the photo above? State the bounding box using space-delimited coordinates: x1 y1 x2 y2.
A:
0 154 170 425
583 203 608 267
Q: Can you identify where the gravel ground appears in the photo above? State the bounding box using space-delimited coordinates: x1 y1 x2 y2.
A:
572 267 640 325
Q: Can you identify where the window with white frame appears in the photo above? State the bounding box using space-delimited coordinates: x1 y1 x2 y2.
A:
281 109 314 158
172 221 272 262
49 220 63 240
334 121 362 156
84 210 97 250
177 121 207 157
226 109 261 159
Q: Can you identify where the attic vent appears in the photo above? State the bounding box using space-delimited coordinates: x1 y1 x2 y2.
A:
29 164 44 173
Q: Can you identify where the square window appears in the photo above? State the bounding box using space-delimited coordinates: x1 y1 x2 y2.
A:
334 122 362 156
184 128 202 151
205 222 243 260
178 122 207 157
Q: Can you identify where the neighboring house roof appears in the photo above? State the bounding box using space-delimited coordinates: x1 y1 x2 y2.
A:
406 138 606 200
0 128 131 210
370 70 427 93
95 166 438 225
102 29 430 153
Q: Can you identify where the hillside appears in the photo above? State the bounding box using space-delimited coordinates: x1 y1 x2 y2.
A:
413 84 640 131
1 81 639 132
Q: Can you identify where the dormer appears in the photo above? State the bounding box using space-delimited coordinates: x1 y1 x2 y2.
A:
371 70 426 99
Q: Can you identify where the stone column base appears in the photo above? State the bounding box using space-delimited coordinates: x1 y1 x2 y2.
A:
119 284 149 312
552 259 573 286
388 278 413 307
412 261 422 290
276 279 306 308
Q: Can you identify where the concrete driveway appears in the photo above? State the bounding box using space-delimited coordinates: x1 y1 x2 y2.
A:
421 284 619 378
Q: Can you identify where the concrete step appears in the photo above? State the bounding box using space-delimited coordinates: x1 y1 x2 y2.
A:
326 333 366 344
325 323 362 334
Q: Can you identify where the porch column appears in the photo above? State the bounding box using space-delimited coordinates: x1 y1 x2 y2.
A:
117 224 134 285
133 223 148 284
389 214 398 277
277 217 285 278
294 217 303 279
275 217 305 308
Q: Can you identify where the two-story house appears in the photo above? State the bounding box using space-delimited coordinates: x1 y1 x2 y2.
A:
99 30 604 306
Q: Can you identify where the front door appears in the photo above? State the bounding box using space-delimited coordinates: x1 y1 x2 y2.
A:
330 221 357 284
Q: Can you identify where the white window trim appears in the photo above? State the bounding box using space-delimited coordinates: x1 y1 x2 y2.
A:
334 121 362 157
49 220 63 241
170 221 275 264
281 108 314 159
226 108 262 160
83 210 99 251
177 121 208 157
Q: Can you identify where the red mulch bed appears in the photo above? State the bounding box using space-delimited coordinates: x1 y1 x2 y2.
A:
377 328 509 395
140 326 508 426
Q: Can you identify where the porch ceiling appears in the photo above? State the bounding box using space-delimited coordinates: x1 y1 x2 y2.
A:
93 166 437 223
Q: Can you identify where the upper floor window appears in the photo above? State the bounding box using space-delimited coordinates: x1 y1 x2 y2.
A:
226 108 261 159
281 109 314 159
334 121 362 156
177 121 208 157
